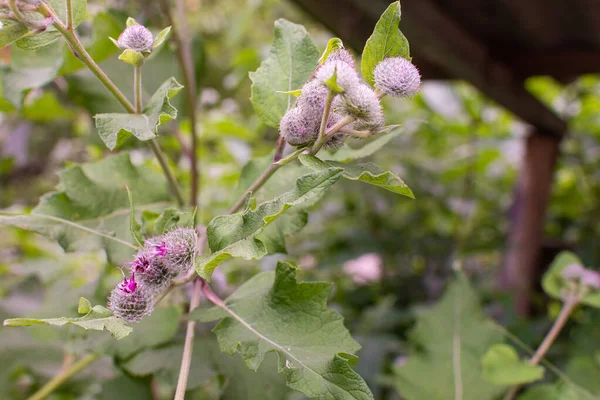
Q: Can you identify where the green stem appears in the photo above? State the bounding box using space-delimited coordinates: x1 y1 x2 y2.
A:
160 0 200 207
174 278 202 400
503 296 580 400
65 0 73 30
134 65 143 113
39 3 185 206
27 354 99 400
228 162 280 214
7 0 26 23
148 139 186 206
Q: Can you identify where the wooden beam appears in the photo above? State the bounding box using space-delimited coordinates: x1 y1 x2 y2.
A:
506 51 600 79
291 0 568 138
502 132 560 315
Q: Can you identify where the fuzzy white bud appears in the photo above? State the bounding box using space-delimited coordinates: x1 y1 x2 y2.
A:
334 84 384 131
117 24 154 52
279 107 320 146
315 60 360 93
325 49 355 69
374 57 421 97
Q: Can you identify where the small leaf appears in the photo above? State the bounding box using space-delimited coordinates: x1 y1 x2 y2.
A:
250 19 319 127
153 26 172 50
78 297 92 314
275 89 302 97
361 1 410 86
126 17 138 28
482 344 544 385
299 154 414 198
191 261 374 400
0 21 29 49
154 207 194 235
118 49 145 66
4 303 133 340
94 77 183 150
196 167 343 279
319 37 345 64
126 186 144 248
325 68 344 93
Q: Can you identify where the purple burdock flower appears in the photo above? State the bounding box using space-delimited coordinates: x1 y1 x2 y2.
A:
117 24 154 52
374 57 421 97
146 240 168 257
109 273 153 323
127 253 150 274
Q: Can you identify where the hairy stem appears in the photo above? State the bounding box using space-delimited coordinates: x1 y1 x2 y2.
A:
174 278 202 400
27 354 99 400
228 162 280 214
65 0 73 30
160 0 200 207
134 65 143 113
504 296 579 400
148 139 186 206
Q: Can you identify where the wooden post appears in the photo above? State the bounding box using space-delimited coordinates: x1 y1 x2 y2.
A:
503 131 561 315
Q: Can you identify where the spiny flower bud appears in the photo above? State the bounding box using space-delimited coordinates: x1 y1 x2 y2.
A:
130 252 174 293
325 49 355 69
297 80 329 113
158 227 198 276
334 84 384 131
562 264 586 281
117 24 154 52
324 112 348 150
279 107 319 146
374 57 421 97
315 60 360 93
581 270 600 290
109 274 153 323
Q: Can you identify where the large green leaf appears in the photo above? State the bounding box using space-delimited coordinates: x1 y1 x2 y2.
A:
520 383 584 400
361 1 411 86
325 129 403 162
94 77 183 150
0 21 29 49
299 154 414 198
390 274 505 400
250 19 319 127
542 251 600 308
196 167 343 279
1 41 64 107
4 297 132 340
192 261 374 400
481 344 544 385
0 153 171 264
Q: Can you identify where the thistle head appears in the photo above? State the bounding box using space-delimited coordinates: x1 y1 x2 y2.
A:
117 24 154 52
279 107 320 146
109 274 153 323
325 49 355 69
159 227 198 276
315 60 360 93
334 84 384 131
297 80 329 113
374 57 421 97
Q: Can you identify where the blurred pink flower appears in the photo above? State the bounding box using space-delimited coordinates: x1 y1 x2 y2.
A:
343 253 383 284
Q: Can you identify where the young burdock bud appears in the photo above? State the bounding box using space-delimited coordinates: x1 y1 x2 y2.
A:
297 80 329 113
130 252 174 293
374 57 421 97
109 274 153 323
315 60 359 93
279 107 320 146
117 24 154 53
334 84 384 131
324 112 348 150
159 227 198 276
325 49 355 69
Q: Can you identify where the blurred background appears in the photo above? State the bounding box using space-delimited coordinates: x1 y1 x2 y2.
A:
1 0 600 399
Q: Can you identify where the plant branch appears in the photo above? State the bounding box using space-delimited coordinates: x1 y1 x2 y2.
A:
39 2 185 206
503 295 580 400
228 162 280 214
134 65 143 113
174 278 202 400
65 0 73 30
27 354 99 400
160 0 200 207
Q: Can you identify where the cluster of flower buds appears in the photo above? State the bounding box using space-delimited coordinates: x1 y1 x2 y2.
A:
109 227 198 323
279 49 421 149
